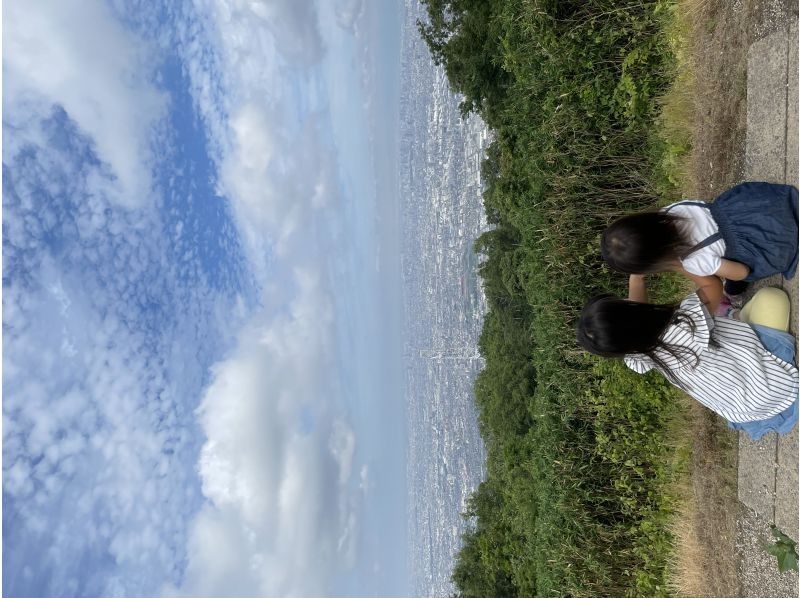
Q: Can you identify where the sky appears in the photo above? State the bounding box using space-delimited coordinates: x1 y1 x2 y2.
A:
3 0 407 596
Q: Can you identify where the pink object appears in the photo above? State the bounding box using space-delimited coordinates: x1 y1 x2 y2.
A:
716 296 732 317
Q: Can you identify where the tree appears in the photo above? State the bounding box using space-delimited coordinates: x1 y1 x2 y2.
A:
418 0 510 121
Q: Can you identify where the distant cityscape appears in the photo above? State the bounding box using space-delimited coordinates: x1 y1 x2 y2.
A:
399 2 490 596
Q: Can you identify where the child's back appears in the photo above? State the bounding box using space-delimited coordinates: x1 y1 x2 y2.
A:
602 182 798 283
622 293 797 424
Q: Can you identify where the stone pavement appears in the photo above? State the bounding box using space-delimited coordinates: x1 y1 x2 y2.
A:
736 15 799 597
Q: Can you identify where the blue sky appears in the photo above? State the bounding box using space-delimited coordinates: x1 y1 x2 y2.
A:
3 0 406 596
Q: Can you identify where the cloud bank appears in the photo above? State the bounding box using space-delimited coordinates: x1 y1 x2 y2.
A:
4 0 378 595
164 2 369 596
164 269 359 598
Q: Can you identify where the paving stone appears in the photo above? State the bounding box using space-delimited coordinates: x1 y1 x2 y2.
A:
775 426 799 542
786 20 798 187
745 29 789 182
737 15 799 596
738 28 794 526
738 432 778 521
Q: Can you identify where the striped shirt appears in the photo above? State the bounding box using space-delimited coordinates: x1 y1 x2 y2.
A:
624 293 798 423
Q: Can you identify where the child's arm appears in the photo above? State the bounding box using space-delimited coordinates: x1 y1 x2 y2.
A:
715 259 750 281
628 274 647 302
672 263 723 312
684 271 723 313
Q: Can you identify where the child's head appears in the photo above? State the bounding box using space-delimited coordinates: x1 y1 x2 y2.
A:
577 295 700 384
601 212 687 274
577 295 675 357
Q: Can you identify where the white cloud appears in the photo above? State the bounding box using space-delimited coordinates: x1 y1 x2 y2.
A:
160 4 377 592
164 269 361 598
4 0 388 595
358 464 372 494
334 0 365 31
4 0 167 209
174 0 342 277
203 0 324 69
6 2 373 595
2 260 204 595
330 418 356 486
2 53 250 592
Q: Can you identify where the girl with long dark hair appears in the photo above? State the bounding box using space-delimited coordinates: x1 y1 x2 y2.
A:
577 279 798 440
601 182 798 296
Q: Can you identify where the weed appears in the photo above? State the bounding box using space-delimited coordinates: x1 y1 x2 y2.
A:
766 526 800 573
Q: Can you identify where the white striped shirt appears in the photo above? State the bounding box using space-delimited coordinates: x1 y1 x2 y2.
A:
624 293 798 423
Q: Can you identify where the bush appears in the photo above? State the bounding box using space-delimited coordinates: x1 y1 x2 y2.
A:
419 0 689 595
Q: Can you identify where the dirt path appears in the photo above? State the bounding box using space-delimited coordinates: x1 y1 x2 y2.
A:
681 0 798 595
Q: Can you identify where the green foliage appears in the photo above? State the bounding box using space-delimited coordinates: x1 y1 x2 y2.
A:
419 0 691 595
417 0 511 118
766 526 800 573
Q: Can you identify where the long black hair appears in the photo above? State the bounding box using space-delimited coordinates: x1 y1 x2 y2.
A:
577 295 701 385
600 212 690 274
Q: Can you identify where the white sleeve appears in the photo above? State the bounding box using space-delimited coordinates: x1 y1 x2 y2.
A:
681 250 723 277
624 354 654 374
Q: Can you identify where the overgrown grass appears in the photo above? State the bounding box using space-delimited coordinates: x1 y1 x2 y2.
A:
648 1 696 199
419 1 698 595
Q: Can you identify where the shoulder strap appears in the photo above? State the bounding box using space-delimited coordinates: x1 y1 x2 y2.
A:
663 200 711 213
683 232 723 257
664 201 718 257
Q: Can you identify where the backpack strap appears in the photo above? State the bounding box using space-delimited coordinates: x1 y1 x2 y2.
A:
683 232 724 257
663 201 719 257
663 200 711 213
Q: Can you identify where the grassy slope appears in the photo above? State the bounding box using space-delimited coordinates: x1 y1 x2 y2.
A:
419 1 699 595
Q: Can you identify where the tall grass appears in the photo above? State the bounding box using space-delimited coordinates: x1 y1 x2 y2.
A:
420 0 695 595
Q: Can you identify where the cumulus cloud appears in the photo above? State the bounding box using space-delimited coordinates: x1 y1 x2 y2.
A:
164 269 361 598
219 103 339 264
161 5 375 593
5 1 373 596
359 464 372 494
243 0 325 67
175 0 341 276
4 0 167 209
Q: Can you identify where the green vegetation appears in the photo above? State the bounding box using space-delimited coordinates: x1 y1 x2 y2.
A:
766 526 799 573
419 1 693 595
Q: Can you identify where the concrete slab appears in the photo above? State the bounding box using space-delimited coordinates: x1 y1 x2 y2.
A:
737 14 798 597
745 29 789 182
785 276 799 336
786 20 798 187
775 426 799 542
737 507 800 597
738 432 778 521
785 19 799 334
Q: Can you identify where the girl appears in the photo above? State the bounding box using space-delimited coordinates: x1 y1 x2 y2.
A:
577 279 798 440
601 182 798 294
